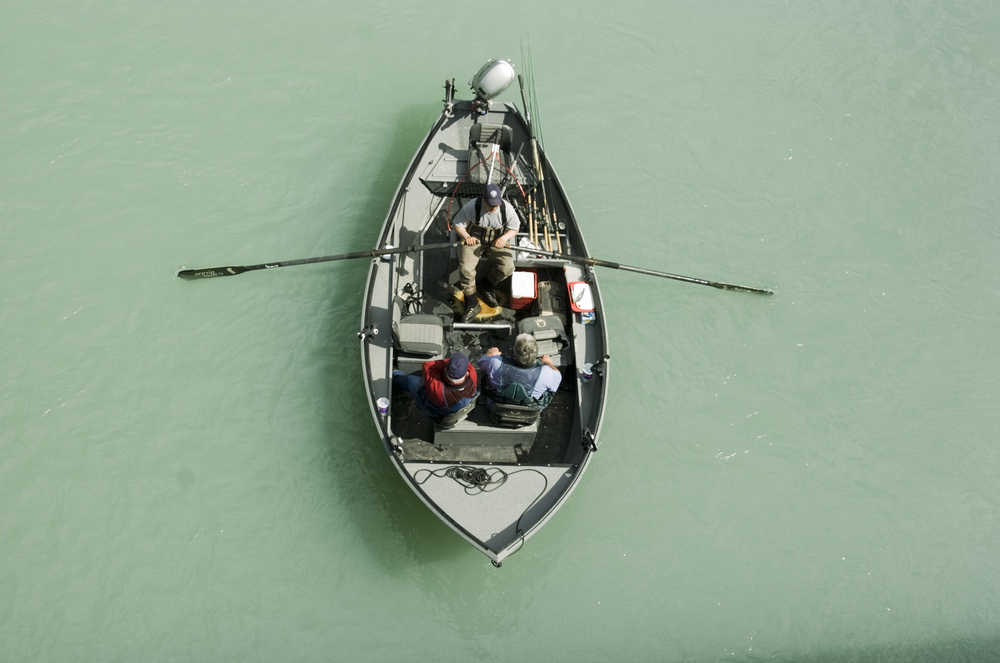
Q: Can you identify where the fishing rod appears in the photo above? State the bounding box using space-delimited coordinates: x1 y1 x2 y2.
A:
528 191 537 246
529 139 554 251
517 68 539 249
518 76 552 250
528 188 546 249
176 241 460 280
525 43 545 148
519 246 774 295
539 187 553 251
519 47 559 252
517 72 532 136
551 204 564 253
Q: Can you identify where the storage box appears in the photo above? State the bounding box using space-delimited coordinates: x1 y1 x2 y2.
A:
510 271 537 310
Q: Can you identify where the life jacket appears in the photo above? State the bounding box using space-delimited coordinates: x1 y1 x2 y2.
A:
422 359 478 410
488 361 553 409
470 197 509 241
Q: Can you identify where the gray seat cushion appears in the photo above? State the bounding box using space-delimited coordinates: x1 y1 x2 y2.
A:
393 314 444 357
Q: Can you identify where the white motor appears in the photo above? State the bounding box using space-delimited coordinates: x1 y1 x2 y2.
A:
469 59 516 101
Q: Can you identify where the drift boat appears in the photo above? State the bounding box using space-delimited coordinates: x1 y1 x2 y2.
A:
359 59 609 565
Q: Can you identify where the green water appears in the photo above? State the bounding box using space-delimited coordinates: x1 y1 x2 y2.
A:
3 1 999 660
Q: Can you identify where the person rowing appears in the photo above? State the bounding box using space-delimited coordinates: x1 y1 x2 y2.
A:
452 184 522 321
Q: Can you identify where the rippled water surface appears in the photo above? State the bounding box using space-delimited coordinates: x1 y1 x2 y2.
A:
3 1 999 660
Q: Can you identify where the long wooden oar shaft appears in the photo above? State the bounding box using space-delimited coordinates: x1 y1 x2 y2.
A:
177 241 459 280
523 247 774 295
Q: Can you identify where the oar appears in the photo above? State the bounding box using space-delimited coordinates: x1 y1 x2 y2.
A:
521 246 774 295
176 241 460 280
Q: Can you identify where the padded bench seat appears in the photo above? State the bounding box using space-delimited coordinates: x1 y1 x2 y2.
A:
433 407 538 448
395 353 442 376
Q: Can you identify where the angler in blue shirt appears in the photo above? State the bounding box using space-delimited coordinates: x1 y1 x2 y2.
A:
477 333 561 409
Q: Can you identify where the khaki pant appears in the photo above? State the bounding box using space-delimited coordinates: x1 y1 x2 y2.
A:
458 236 514 296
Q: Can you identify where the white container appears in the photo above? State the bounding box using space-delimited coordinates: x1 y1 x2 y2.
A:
568 281 595 312
376 397 390 415
510 271 537 310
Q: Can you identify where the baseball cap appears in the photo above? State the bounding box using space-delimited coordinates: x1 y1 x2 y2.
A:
484 184 502 208
446 353 469 383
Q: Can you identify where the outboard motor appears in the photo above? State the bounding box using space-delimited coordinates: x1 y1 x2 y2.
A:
469 59 515 115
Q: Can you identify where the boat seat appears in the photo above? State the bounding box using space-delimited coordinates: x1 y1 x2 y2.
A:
433 404 538 448
468 122 512 184
433 398 478 431
393 313 445 374
395 353 442 376
393 313 444 356
486 399 542 428
469 122 512 150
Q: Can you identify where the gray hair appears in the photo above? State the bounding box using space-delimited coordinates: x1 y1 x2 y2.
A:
513 333 537 368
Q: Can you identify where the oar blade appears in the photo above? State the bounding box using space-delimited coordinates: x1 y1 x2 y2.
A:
711 281 774 296
176 265 248 280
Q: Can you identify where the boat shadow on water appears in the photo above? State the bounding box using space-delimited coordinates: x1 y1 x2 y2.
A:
315 105 471 569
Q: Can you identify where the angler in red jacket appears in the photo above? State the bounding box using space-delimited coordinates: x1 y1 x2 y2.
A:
392 352 478 421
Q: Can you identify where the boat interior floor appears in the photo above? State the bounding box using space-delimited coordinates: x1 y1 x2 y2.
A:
391 384 576 465
389 218 580 466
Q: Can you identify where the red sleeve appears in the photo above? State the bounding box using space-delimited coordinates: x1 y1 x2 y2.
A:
422 360 447 408
422 359 438 384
